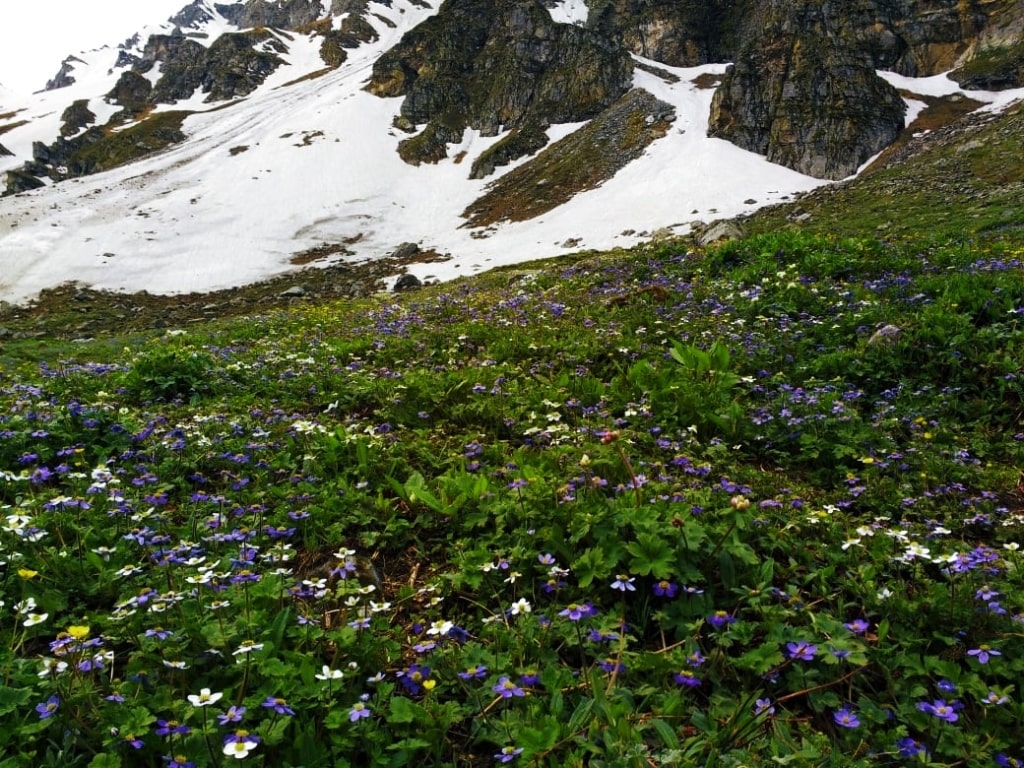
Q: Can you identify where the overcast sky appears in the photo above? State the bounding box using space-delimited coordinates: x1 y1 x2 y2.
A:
0 1 188 95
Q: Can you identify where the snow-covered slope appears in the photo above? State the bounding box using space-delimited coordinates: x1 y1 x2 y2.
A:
0 0 1020 305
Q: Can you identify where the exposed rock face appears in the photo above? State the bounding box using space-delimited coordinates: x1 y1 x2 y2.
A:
0 142 13 157
45 56 85 90
107 71 154 116
169 1 218 29
368 0 633 164
59 100 96 137
587 0 750 66
708 1 907 180
3 169 45 194
215 0 327 29
14 112 188 187
320 14 380 67
139 30 288 103
469 122 549 179
951 3 1024 88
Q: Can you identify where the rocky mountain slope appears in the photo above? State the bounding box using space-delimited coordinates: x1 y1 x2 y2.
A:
0 0 1022 304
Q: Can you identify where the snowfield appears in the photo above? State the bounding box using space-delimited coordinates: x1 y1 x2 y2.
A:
1 0 1021 304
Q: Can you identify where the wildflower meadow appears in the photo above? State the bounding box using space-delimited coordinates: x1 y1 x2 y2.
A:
1 231 1022 766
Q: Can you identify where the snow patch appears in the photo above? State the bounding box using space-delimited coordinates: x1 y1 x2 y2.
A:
547 0 589 26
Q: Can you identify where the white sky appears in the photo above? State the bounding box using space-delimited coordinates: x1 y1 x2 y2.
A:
0 1 188 95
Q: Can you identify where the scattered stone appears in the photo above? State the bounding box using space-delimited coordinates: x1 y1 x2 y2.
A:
868 324 903 346
279 286 307 298
696 220 746 246
390 242 421 260
393 273 422 292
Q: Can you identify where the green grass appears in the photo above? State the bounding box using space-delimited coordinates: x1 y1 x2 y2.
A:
744 101 1024 242
1 224 1022 767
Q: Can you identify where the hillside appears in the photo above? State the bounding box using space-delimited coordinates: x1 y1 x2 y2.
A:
1 7 1023 762
2 81 1024 766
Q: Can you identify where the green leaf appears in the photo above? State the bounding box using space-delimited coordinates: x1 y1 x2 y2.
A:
323 708 348 730
88 755 122 768
876 618 890 644
386 737 432 753
568 698 595 733
735 643 785 675
572 547 608 588
718 550 737 588
647 718 680 750
388 696 424 724
518 717 561 754
0 687 32 717
626 531 675 578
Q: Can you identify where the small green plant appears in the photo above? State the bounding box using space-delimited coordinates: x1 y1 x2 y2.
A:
0 230 1022 766
122 346 216 402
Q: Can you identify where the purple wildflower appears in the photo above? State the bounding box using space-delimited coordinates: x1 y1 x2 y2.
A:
495 746 523 763
786 641 817 661
35 695 59 719
707 611 735 628
559 603 596 622
217 705 246 725
348 702 371 721
917 699 959 723
833 706 860 728
674 670 701 687
754 698 775 716
397 664 431 695
967 645 1001 664
610 574 636 592
493 677 526 698
896 737 927 759
653 580 678 598
458 665 488 680
154 719 191 737
261 696 296 716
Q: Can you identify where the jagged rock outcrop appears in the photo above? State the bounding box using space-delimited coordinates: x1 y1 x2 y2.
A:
320 14 380 67
708 2 906 180
45 56 85 90
950 3 1024 88
170 1 218 30
0 142 13 157
586 0 750 67
138 29 288 103
59 100 96 136
469 122 549 178
3 169 45 194
953 41 1024 89
368 0 633 164
107 71 154 116
11 0 1024 198
214 0 326 30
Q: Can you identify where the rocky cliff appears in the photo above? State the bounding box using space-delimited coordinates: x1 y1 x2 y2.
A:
708 2 908 179
367 0 633 166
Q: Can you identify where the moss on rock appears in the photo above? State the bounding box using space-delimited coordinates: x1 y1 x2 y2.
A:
461 88 674 227
369 0 632 164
